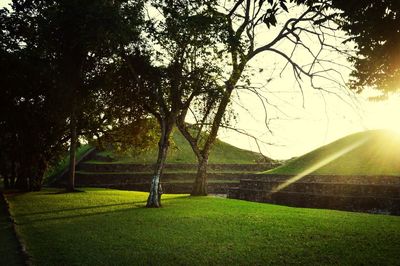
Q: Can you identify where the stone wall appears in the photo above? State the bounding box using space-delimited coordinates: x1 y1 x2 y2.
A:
77 163 277 173
66 160 278 194
228 174 400 215
75 172 241 194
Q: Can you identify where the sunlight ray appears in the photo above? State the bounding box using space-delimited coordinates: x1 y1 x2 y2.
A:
270 135 371 194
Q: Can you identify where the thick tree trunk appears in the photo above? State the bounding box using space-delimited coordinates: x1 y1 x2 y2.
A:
146 121 173 208
192 156 208 196
67 110 77 192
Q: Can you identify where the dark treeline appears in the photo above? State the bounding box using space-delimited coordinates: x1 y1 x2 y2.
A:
0 0 146 191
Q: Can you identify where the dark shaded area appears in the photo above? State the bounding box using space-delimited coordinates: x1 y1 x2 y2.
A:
0 192 25 266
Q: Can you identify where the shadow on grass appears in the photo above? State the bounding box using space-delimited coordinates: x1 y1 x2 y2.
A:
14 195 191 225
16 201 147 217
15 201 186 225
15 206 143 225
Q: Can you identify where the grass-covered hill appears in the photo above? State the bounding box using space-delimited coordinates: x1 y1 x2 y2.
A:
265 129 400 176
92 129 272 164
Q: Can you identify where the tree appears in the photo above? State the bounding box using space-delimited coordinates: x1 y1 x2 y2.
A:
0 46 69 191
177 0 351 195
333 0 400 95
0 0 145 191
2 0 145 191
122 0 224 207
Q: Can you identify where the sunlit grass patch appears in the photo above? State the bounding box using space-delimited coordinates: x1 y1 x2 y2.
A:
266 130 400 176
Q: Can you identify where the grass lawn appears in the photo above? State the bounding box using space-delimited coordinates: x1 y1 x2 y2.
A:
5 188 400 265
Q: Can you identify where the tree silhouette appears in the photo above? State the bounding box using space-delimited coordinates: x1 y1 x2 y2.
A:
334 0 400 95
177 0 352 195
0 0 145 191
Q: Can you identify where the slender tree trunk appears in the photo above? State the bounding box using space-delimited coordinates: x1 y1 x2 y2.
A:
3 175 10 189
10 160 16 188
1 163 10 189
192 73 245 193
178 86 235 196
67 109 77 192
192 156 208 196
146 121 173 208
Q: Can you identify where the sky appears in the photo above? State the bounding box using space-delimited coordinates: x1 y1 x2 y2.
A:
219 80 400 160
2 0 400 160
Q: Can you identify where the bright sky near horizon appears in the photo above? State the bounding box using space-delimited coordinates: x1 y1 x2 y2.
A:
2 0 400 160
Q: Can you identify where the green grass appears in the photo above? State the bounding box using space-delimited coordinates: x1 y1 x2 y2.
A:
92 129 268 164
6 188 400 265
44 145 93 181
266 129 400 176
0 194 24 266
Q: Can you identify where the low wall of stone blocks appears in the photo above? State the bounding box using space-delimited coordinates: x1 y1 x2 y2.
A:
77 163 277 173
228 175 400 215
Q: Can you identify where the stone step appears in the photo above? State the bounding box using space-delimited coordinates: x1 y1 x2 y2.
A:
237 179 400 198
76 181 238 194
252 174 400 185
229 188 400 215
77 163 276 173
75 172 259 185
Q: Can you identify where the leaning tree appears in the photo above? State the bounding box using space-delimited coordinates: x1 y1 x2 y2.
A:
177 0 354 195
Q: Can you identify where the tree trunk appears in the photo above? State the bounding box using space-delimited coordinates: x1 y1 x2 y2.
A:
67 110 77 192
15 165 29 191
146 121 173 208
10 160 16 188
192 156 208 196
190 81 238 196
29 157 47 191
3 175 10 189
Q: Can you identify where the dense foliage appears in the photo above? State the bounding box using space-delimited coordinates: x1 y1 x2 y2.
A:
0 0 146 191
334 0 400 95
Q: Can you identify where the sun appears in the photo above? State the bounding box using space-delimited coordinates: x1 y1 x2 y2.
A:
364 95 400 134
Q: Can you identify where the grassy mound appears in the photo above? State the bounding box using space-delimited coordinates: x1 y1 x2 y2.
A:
6 188 400 265
265 129 400 175
92 129 270 164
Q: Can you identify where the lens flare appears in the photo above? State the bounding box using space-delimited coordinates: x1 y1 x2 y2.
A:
270 135 371 194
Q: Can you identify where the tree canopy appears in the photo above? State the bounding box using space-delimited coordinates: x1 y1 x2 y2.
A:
0 0 146 191
334 0 400 95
